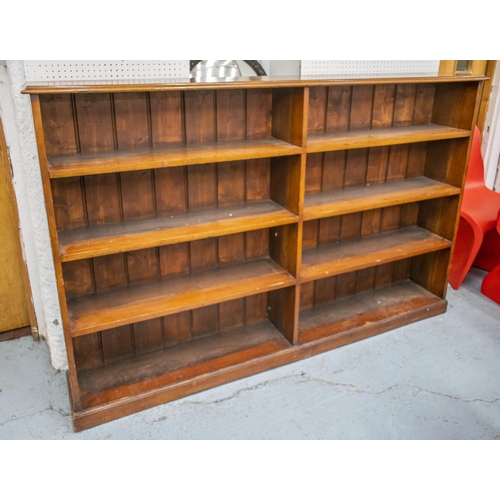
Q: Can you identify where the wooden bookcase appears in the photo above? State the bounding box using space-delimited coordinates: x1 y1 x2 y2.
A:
23 75 484 431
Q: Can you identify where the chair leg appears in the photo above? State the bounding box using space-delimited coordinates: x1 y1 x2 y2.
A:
449 217 483 290
481 263 500 305
473 227 500 271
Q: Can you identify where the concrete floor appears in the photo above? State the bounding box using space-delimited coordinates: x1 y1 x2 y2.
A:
1 267 499 439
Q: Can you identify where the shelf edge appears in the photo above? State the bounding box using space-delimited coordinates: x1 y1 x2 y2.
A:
300 229 452 282
69 260 297 337
59 206 298 262
303 179 461 220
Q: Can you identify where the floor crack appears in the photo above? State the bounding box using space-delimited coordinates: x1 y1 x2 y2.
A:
293 375 399 396
174 373 398 409
411 387 500 404
149 374 500 425
0 404 71 426
181 376 294 406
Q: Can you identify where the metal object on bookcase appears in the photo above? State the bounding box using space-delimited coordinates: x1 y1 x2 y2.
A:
190 60 267 80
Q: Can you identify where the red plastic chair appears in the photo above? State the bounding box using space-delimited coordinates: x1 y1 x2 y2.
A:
481 210 500 305
449 126 500 289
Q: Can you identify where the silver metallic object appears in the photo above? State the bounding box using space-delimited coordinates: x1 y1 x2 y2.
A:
190 60 242 80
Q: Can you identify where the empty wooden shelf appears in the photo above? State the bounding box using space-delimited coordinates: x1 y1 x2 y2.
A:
77 319 291 408
303 177 461 220
24 74 485 431
306 123 470 153
299 279 444 344
59 200 298 261
48 137 302 178
301 226 452 281
68 256 295 337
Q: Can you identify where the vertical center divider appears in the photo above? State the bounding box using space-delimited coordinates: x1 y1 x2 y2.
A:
267 87 309 345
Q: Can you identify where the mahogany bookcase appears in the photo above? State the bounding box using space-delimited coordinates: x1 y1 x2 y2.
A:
23 75 484 431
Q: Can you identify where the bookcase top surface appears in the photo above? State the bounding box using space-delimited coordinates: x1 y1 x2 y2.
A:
22 74 487 94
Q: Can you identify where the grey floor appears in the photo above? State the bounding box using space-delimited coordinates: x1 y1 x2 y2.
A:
1 267 499 440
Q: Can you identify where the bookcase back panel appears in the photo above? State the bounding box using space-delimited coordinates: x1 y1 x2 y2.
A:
305 143 429 193
51 157 281 232
410 248 451 298
432 82 481 130
305 137 469 196
307 81 479 135
302 202 420 250
39 89 284 157
300 247 451 312
307 83 437 134
300 259 411 310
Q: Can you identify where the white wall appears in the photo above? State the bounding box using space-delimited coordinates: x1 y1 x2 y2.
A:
0 62 66 369
300 60 440 76
266 61 301 76
482 62 500 190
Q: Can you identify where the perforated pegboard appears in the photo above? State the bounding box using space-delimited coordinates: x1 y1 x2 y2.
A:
300 61 439 77
23 60 190 82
